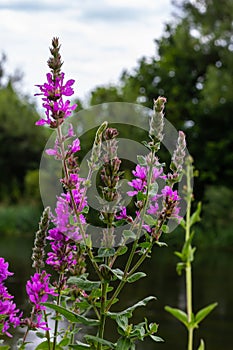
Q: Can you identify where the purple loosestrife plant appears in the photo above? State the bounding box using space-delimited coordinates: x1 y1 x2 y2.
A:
0 38 191 350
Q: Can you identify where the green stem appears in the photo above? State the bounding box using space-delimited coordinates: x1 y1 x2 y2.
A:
97 281 108 350
43 311 51 349
187 263 193 350
185 158 194 350
22 307 36 345
52 273 64 350
106 150 156 312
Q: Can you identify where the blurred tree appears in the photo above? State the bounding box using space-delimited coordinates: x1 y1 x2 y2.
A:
89 0 233 197
0 55 49 202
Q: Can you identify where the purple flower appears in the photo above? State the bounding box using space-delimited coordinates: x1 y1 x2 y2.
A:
35 72 77 127
0 257 13 283
26 271 57 312
152 167 163 181
132 165 147 181
127 164 163 197
69 138 81 153
35 73 75 99
147 202 159 215
161 186 180 201
0 258 22 337
115 207 128 220
161 186 181 222
46 178 87 272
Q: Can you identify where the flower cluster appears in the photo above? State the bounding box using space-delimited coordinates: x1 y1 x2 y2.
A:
127 163 163 197
25 271 57 331
0 258 22 337
116 155 181 238
46 187 87 273
26 271 57 313
35 37 77 128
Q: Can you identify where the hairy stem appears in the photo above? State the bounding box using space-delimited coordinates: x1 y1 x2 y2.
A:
185 159 193 350
106 150 156 312
97 281 108 350
52 273 64 350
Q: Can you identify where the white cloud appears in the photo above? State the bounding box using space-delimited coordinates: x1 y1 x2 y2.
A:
0 0 173 103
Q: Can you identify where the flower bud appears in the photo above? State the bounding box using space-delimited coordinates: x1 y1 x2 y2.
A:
149 96 166 141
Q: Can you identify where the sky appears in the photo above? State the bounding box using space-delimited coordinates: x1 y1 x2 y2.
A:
0 0 174 103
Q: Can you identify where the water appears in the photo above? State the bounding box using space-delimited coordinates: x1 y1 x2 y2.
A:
1 235 233 349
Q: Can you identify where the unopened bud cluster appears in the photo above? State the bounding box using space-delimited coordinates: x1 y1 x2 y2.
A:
149 96 166 142
32 207 50 270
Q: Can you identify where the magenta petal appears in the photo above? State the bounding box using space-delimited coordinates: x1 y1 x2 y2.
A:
35 119 48 126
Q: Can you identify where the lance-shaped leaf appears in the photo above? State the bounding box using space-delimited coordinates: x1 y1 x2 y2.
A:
85 335 115 349
190 201 202 227
108 296 156 319
35 342 63 349
123 230 136 241
42 303 99 326
67 276 100 291
69 341 91 349
127 272 146 283
149 334 164 342
165 306 189 327
194 302 218 326
197 339 205 350
116 337 132 350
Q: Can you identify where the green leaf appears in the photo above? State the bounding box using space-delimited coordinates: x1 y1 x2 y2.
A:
59 338 70 346
116 337 132 350
82 206 89 214
97 247 115 257
155 241 168 248
137 191 146 201
85 235 92 249
161 224 169 233
109 296 156 318
0 346 11 350
42 303 100 326
180 218 186 229
109 267 125 280
175 232 196 264
139 241 152 249
190 202 202 227
195 302 218 326
116 245 128 256
137 155 147 165
130 323 145 340
115 315 128 331
67 276 100 291
35 331 46 339
35 342 63 349
143 214 156 226
148 182 158 197
147 321 158 334
149 335 164 342
176 262 186 276
123 230 136 241
165 306 189 327
69 341 90 349
127 272 146 283
197 339 205 350
85 335 115 348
